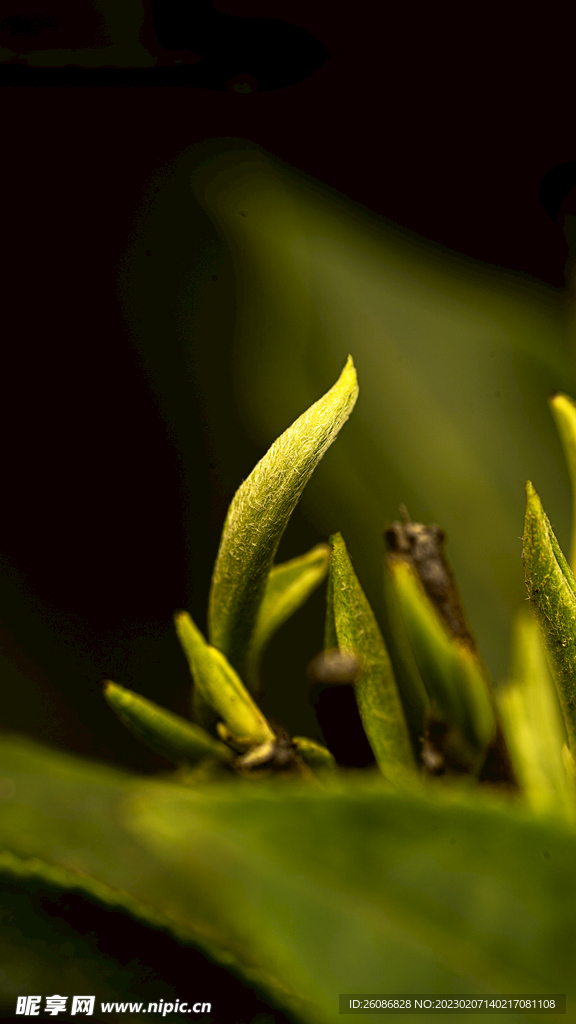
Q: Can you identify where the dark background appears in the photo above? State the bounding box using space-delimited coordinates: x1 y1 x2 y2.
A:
1 3 576 1021
2 0 576 774
1 0 576 771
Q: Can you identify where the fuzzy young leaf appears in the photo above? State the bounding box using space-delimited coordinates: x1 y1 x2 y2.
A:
208 356 358 680
523 480 576 753
244 543 330 696
174 611 275 750
387 559 496 767
327 532 416 782
103 680 233 766
549 392 576 573
498 607 573 821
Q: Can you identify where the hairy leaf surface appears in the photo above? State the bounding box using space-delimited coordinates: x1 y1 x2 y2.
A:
208 357 358 680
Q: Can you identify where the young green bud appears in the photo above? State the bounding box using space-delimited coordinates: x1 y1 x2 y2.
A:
387 559 495 769
208 356 358 681
244 543 330 696
549 392 576 573
103 681 233 765
381 559 430 735
174 611 275 751
291 736 338 773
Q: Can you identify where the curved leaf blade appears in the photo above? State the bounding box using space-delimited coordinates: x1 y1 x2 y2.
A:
244 543 330 696
549 391 576 573
327 533 416 782
208 356 358 680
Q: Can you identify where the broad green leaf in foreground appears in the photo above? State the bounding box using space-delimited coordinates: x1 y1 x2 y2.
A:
497 607 573 822
549 391 576 573
103 680 233 766
327 532 416 782
1 734 576 1024
174 611 274 750
244 542 330 696
0 872 188 1022
523 480 576 753
207 356 358 680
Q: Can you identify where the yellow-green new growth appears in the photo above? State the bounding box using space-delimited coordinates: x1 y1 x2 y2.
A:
175 610 275 750
208 356 358 681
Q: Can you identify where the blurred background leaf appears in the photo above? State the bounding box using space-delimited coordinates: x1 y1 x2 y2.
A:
187 142 576 691
110 134 576 752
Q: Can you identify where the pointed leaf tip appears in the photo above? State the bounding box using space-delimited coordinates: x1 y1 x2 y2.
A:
175 610 275 749
548 393 576 572
102 680 233 765
207 357 359 679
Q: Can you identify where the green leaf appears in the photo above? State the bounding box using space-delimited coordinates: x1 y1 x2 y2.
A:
549 391 576 573
497 606 574 821
2 733 576 1024
323 548 338 651
386 558 496 769
0 870 186 1020
0 739 271 1018
207 356 358 681
244 543 330 696
174 611 275 749
327 532 416 782
102 680 233 766
523 480 576 753
381 559 430 734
